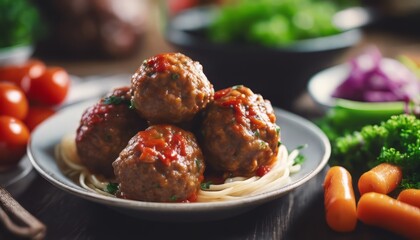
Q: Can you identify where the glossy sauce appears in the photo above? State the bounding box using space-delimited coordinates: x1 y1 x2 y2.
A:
80 104 114 127
136 126 187 166
256 165 271 177
146 54 170 73
215 86 268 128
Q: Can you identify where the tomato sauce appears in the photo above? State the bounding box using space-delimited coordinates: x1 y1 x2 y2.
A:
256 165 271 177
146 54 170 73
81 104 114 126
136 126 188 166
215 86 265 128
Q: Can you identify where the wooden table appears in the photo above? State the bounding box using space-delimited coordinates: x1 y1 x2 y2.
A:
1 165 405 240
1 3 419 239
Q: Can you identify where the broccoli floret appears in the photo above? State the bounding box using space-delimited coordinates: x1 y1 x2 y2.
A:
330 114 420 189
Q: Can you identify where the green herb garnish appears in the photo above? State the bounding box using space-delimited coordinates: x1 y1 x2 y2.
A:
105 183 119 195
293 154 305 166
171 73 180 80
253 130 260 138
200 181 212 190
195 158 202 171
103 95 131 106
295 144 308 151
103 96 123 105
276 125 281 135
259 140 268 149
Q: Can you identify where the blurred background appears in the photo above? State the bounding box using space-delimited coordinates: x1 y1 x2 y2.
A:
1 0 420 112
1 2 419 239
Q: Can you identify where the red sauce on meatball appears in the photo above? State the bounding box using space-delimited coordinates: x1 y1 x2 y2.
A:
113 124 205 202
136 126 188 166
146 54 170 73
200 85 280 177
80 104 114 126
215 86 272 129
256 165 271 177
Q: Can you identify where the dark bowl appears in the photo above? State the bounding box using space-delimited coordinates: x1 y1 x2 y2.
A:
164 6 362 110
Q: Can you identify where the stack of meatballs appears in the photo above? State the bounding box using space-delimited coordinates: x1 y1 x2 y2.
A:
75 53 280 203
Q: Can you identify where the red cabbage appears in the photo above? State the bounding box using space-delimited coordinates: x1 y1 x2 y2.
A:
332 46 420 103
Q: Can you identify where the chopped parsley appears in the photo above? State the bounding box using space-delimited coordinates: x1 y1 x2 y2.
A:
259 140 268 149
200 181 212 190
103 96 130 106
169 195 178 202
295 144 308 150
293 154 305 166
195 158 202 171
253 130 260 138
276 126 281 135
105 183 119 195
171 73 180 80
129 99 136 109
291 144 308 166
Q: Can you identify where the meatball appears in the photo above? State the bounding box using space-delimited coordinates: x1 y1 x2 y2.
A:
131 52 214 124
200 85 280 177
76 87 147 177
113 124 205 202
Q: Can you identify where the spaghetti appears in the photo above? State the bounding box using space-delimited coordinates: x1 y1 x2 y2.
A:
55 134 302 202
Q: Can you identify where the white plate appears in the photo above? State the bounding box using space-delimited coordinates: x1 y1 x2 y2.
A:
27 100 330 222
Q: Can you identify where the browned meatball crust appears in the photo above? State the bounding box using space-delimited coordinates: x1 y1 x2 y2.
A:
76 87 147 177
130 52 214 124
113 124 205 202
200 85 280 177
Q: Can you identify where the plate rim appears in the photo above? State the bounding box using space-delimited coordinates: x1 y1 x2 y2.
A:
27 100 331 215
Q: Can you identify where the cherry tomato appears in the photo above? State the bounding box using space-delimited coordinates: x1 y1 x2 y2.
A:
0 59 46 86
24 67 71 106
0 116 30 169
25 106 56 131
0 82 29 120
168 0 198 15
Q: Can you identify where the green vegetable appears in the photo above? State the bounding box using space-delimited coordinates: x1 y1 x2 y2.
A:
171 73 180 80
293 155 305 166
291 144 307 166
0 0 43 48
195 158 202 171
208 0 352 47
200 181 212 190
105 183 119 195
103 96 130 106
316 98 406 142
330 114 420 189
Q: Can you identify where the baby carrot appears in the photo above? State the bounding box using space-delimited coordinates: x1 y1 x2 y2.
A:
323 166 357 232
358 163 402 195
357 192 420 240
397 189 420 208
